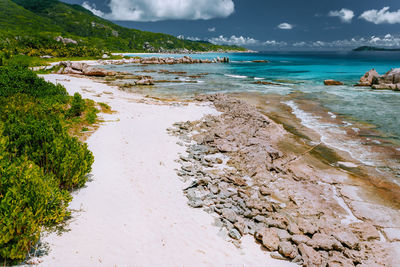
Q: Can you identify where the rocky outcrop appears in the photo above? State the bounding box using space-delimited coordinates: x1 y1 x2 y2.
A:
358 68 400 91
168 94 399 266
324 80 343 86
135 77 154 86
57 61 116 77
55 36 78 45
357 69 379 86
98 56 229 66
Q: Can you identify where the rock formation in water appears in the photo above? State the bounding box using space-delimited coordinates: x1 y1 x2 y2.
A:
358 68 400 90
324 80 344 86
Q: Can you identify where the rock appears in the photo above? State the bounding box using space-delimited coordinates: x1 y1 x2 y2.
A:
379 68 400 84
255 228 280 251
383 228 400 242
279 241 298 259
331 230 359 249
324 80 344 86
275 228 291 241
287 223 301 235
291 234 311 245
222 208 237 223
307 233 343 251
135 78 154 86
358 69 379 86
234 217 248 235
55 36 77 44
298 243 323 267
297 219 318 235
188 198 203 208
349 222 380 241
327 251 355 267
259 185 271 195
372 83 400 90
71 62 85 71
228 228 241 240
270 251 287 261
62 66 82 75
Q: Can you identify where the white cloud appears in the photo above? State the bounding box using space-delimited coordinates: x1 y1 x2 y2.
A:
263 40 288 46
359 7 400 24
82 2 105 17
277 23 293 30
293 42 306 47
328 8 354 23
209 35 259 46
82 0 234 22
177 35 202 41
208 27 216 32
288 34 400 48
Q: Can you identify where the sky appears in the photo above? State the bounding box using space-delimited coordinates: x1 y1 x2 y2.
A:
62 0 400 50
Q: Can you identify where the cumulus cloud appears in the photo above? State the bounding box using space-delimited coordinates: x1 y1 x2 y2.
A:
208 35 259 46
277 23 293 30
263 40 288 46
359 7 400 24
328 8 354 23
82 2 104 17
208 27 216 32
288 34 400 48
82 0 234 22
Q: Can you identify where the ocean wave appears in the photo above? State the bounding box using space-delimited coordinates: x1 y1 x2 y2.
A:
224 74 248 79
254 77 265 80
284 100 377 166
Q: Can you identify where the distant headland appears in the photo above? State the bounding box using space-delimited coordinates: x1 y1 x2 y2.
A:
353 46 400 52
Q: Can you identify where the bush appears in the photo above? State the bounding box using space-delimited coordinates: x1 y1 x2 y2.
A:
68 92 85 117
0 65 67 98
0 66 95 261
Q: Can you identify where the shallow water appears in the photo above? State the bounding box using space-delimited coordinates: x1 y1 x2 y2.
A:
102 51 400 183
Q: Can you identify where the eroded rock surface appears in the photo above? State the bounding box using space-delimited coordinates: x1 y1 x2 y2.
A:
167 94 400 266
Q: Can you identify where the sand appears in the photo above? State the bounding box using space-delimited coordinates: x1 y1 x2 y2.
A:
37 74 295 267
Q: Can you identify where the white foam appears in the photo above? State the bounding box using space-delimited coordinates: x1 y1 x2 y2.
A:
337 161 358 168
224 74 248 79
328 112 337 119
254 77 265 80
284 100 377 166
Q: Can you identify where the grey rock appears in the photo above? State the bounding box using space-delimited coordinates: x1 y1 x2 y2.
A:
222 208 237 223
279 241 299 259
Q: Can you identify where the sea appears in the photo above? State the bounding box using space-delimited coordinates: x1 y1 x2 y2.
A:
101 51 400 185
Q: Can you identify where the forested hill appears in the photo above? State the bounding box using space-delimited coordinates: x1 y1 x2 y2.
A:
0 0 245 58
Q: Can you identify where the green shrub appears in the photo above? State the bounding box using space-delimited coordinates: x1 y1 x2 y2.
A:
68 93 85 117
0 65 67 99
0 66 95 261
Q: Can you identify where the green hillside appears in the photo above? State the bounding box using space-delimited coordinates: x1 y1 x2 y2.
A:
0 0 244 58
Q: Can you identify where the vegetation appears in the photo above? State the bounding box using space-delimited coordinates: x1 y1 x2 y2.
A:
0 63 96 262
0 0 245 61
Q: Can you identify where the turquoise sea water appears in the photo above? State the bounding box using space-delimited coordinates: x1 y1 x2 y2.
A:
113 52 400 140
103 52 400 178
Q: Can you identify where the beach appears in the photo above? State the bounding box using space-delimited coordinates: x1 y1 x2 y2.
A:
36 74 295 266
33 53 400 266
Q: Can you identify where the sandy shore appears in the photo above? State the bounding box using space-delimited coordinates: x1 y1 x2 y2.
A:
37 74 295 266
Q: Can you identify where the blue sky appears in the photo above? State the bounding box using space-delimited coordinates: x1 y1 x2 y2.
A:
62 0 400 50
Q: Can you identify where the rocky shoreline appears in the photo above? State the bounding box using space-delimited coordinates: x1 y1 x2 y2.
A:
168 94 400 266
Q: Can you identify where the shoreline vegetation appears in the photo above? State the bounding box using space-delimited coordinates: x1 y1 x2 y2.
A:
0 64 105 263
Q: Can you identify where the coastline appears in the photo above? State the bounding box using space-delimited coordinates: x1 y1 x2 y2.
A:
35 74 294 266
32 55 400 265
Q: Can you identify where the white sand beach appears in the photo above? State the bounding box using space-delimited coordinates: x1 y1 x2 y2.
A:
37 74 295 267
